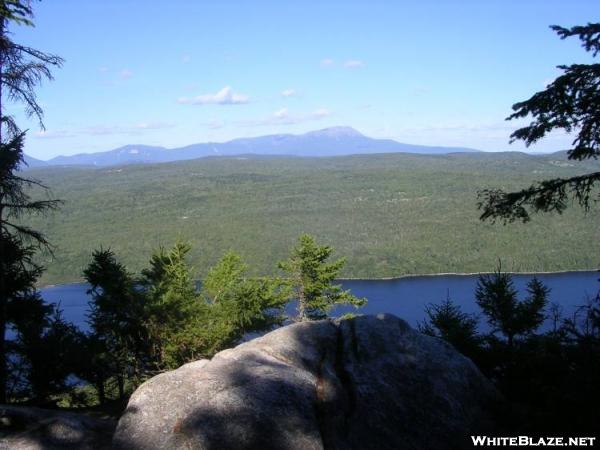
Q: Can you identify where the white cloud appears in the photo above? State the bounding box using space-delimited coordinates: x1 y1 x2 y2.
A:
178 86 249 105
34 130 75 139
320 58 334 67
85 122 174 136
120 69 134 79
86 125 119 136
344 60 364 69
182 55 192 64
312 108 331 118
274 108 289 119
385 120 574 153
239 107 332 127
133 122 173 130
281 89 296 97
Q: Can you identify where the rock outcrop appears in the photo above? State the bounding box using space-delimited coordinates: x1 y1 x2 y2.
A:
0 405 116 450
114 314 500 450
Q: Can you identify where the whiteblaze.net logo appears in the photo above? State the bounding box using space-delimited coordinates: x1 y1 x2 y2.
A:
471 436 597 447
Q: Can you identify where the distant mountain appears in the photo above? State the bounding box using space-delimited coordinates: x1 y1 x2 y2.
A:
23 154 48 168
29 126 483 168
46 144 168 167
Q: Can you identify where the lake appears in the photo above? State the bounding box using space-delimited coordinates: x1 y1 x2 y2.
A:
41 270 599 332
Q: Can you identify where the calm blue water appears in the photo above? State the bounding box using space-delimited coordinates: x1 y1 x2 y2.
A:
41 271 599 332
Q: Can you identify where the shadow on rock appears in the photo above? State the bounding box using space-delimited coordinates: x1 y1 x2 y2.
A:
113 314 502 450
0 405 116 450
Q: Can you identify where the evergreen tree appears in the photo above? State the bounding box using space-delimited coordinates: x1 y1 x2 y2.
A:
142 244 289 369
0 0 63 139
476 268 549 347
203 251 288 341
418 295 481 359
479 23 600 222
278 234 366 321
83 248 147 400
0 0 63 402
9 300 82 403
141 241 205 370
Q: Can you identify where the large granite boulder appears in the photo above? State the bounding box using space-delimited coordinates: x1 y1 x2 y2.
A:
114 314 500 450
0 405 115 449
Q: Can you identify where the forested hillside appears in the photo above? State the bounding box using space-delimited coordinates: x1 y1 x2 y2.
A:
28 151 600 285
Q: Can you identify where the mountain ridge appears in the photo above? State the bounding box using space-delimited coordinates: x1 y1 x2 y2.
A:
27 126 483 168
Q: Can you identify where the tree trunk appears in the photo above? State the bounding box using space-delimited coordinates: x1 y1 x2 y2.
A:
298 284 306 321
97 379 106 406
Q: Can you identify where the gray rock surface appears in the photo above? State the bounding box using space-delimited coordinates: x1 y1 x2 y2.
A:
114 314 500 450
0 405 115 450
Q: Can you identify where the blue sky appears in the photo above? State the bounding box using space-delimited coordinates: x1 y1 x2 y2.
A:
8 0 598 159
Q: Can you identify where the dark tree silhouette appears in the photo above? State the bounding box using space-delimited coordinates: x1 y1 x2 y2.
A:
478 23 600 222
83 248 147 400
476 269 549 347
418 295 481 360
0 0 63 401
0 0 63 139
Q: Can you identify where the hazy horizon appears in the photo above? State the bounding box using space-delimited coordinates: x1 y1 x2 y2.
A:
9 0 597 159
26 125 564 163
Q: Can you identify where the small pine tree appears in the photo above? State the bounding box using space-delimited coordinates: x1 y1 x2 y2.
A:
476 267 549 347
10 301 82 403
203 251 288 339
418 294 481 359
83 248 147 399
142 244 290 369
278 234 366 321
141 241 204 370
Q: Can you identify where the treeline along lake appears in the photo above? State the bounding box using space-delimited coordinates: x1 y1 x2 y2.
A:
41 270 599 333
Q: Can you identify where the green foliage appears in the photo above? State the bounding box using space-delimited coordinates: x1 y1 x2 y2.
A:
0 138 65 403
0 132 61 243
476 267 549 346
83 248 147 400
0 0 64 136
80 242 290 377
422 277 600 433
141 241 209 370
24 152 600 287
2 232 82 403
479 23 600 222
0 0 63 404
142 245 289 370
9 302 83 402
278 234 365 321
203 251 248 301
0 0 34 27
418 295 481 359
202 251 288 337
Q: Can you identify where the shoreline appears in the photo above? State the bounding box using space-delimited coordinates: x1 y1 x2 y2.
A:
339 268 599 281
39 268 599 290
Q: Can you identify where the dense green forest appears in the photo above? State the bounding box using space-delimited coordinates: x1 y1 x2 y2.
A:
1 2 598 438
27 151 600 285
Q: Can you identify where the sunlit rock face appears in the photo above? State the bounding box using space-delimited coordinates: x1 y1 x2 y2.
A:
113 314 500 450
